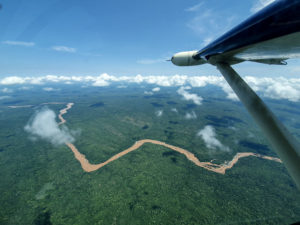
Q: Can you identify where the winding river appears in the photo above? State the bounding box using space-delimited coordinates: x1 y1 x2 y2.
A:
59 103 281 173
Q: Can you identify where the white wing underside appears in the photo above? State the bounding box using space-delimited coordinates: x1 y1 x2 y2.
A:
231 32 300 64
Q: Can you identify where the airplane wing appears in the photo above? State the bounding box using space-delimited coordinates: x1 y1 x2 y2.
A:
194 0 300 65
171 0 300 189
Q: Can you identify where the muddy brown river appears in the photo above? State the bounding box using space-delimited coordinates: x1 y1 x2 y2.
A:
59 103 281 173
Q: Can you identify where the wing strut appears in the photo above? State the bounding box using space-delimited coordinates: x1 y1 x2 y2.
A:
216 62 300 188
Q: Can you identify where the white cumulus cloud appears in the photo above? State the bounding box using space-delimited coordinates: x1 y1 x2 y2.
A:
144 91 153 95
152 87 160 92
25 108 75 145
0 74 299 102
155 110 163 117
171 108 178 113
92 79 109 87
218 82 239 101
197 125 230 151
177 86 203 105
92 73 116 87
185 111 197 120
263 79 300 102
43 87 55 91
1 76 26 85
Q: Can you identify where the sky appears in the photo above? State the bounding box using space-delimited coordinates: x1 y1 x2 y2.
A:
0 0 299 77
